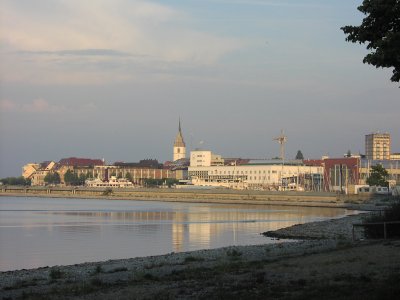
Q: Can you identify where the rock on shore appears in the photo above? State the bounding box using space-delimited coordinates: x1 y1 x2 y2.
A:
263 213 368 240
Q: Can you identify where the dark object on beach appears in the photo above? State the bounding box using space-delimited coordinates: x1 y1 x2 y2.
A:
363 200 400 239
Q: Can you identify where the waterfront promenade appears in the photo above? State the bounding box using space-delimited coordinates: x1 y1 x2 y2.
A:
0 185 375 208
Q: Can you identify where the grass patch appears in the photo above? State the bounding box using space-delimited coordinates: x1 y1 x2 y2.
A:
184 256 205 263
130 271 160 283
3 278 39 290
89 277 105 287
92 265 103 275
49 268 64 280
226 248 242 260
106 267 128 273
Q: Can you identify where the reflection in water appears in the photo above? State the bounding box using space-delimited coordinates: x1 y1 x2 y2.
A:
0 196 357 271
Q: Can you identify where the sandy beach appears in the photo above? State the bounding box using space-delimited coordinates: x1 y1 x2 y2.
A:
1 211 399 299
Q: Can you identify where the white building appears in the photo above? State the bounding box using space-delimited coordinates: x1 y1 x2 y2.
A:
190 150 224 167
86 176 134 188
173 120 186 161
188 160 323 191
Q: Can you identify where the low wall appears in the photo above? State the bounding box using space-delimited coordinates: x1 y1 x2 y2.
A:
0 186 374 208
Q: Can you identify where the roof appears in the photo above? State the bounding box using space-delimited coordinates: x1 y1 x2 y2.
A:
174 120 185 147
244 159 304 166
59 157 104 167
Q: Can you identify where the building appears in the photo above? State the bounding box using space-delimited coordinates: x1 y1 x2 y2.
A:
391 153 400 160
91 163 182 185
359 159 400 188
22 163 39 179
189 158 324 191
85 176 134 188
305 158 360 193
173 120 186 162
29 161 57 186
190 150 224 167
365 133 391 160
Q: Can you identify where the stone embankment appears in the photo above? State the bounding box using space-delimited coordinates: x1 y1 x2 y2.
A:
263 213 369 240
0 185 377 208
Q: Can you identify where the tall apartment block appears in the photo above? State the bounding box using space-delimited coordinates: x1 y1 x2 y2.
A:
365 133 391 160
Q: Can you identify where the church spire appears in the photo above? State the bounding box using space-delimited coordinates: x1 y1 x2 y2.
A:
173 118 186 161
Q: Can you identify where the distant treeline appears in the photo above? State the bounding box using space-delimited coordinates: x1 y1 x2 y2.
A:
0 177 31 186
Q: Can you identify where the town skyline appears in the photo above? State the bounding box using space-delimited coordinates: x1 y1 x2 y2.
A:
1 0 399 178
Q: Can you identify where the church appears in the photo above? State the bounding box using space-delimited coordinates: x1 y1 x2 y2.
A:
173 119 186 162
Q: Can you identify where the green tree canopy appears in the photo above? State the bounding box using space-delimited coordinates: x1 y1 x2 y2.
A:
366 164 389 186
64 170 85 186
295 150 304 160
0 176 31 186
125 172 133 182
341 0 400 84
44 172 61 185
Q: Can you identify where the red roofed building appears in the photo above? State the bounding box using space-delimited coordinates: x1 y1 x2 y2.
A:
305 158 360 192
59 157 104 167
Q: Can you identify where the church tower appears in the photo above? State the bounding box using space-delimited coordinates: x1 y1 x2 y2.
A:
173 119 186 161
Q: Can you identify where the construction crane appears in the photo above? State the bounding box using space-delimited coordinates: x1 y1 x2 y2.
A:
273 130 287 162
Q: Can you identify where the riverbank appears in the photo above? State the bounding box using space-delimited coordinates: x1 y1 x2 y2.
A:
0 185 382 209
2 213 399 300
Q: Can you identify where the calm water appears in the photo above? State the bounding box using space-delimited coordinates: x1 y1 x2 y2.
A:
0 196 356 271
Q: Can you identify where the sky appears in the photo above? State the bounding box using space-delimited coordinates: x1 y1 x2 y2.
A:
0 0 399 177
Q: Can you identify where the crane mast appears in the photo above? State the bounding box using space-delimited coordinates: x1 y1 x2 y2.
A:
273 130 287 162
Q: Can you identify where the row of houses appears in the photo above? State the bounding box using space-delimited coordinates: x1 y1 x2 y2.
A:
22 153 400 193
22 157 187 187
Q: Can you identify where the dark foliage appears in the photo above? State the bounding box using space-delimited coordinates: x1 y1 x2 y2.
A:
341 0 400 84
44 172 61 185
366 164 389 187
144 178 179 187
64 170 87 186
363 199 400 238
295 150 304 160
0 176 31 186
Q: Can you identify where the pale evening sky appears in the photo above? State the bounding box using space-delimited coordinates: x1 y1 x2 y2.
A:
0 0 399 177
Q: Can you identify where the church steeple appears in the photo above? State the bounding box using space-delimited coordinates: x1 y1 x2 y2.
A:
173 119 186 161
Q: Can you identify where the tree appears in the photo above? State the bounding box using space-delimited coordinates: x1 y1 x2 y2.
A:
341 0 400 83
44 172 61 185
0 176 30 186
125 172 133 182
295 150 304 160
64 170 82 186
366 164 389 186
78 173 87 185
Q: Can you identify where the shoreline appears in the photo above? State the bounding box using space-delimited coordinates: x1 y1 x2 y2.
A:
2 212 391 300
0 187 383 210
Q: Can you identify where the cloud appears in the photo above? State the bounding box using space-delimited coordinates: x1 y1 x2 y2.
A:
1 0 244 84
16 49 135 57
191 0 323 8
0 99 66 113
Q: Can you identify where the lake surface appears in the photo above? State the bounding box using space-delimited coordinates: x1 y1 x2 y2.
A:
0 196 356 271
